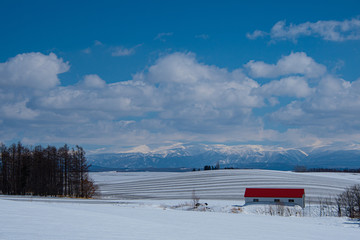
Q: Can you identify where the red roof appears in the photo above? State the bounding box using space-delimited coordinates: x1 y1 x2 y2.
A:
244 188 305 198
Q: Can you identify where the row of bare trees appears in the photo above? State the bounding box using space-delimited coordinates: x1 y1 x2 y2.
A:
0 142 96 198
336 185 360 218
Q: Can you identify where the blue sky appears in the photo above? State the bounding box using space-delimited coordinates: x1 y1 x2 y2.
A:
1 0 360 153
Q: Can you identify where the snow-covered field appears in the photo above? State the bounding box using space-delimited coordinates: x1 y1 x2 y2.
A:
92 169 360 203
1 170 360 239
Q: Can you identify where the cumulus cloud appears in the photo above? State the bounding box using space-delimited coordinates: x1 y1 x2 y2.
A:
2 50 360 151
147 52 262 127
0 51 267 148
270 76 360 138
1 100 38 120
247 17 360 42
80 74 106 88
259 76 313 98
245 52 326 78
148 52 225 84
0 52 69 89
0 52 69 122
32 80 158 117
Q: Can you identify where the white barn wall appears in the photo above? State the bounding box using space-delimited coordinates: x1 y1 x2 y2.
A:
245 196 305 208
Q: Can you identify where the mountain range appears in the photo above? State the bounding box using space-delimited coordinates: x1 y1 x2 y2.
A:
87 144 360 171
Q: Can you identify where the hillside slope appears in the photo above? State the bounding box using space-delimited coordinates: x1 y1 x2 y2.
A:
91 169 360 202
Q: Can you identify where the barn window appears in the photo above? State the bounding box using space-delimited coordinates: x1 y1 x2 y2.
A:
253 199 259 202
274 199 280 202
288 199 294 203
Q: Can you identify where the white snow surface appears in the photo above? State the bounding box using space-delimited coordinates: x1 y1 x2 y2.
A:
92 169 360 203
1 170 360 240
1 196 359 240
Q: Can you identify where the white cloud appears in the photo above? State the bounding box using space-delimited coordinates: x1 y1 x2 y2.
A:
259 76 313 98
246 30 267 40
148 52 222 84
245 52 326 78
247 17 360 42
111 46 135 56
80 74 106 88
147 52 262 124
0 51 267 147
0 52 69 89
111 44 143 57
270 76 360 137
2 50 360 151
1 100 38 120
154 32 173 42
33 80 158 117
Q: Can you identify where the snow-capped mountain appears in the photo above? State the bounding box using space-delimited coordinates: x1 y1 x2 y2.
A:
86 143 360 171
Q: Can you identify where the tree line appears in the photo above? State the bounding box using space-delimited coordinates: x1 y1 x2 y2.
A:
192 162 221 171
294 165 360 173
0 142 96 198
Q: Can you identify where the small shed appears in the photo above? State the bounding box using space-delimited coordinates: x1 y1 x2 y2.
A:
244 188 305 208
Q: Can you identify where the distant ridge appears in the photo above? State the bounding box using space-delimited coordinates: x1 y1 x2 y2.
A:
87 144 360 171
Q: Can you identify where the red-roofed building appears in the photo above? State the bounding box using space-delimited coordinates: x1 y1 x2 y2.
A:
244 188 305 208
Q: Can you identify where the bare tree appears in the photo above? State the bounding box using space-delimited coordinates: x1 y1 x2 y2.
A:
192 190 200 209
0 142 97 198
336 184 360 218
335 195 343 217
276 203 285 216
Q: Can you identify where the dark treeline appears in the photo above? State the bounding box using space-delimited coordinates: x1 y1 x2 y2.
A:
294 165 360 173
192 162 221 171
203 163 220 171
0 142 96 198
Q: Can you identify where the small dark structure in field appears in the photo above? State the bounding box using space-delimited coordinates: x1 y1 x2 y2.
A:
244 188 305 208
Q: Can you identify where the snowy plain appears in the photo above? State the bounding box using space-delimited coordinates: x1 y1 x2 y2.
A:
1 169 360 240
92 169 360 202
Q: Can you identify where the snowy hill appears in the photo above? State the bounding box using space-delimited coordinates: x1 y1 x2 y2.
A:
91 169 360 201
87 144 360 170
1 196 359 240
2 169 360 240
